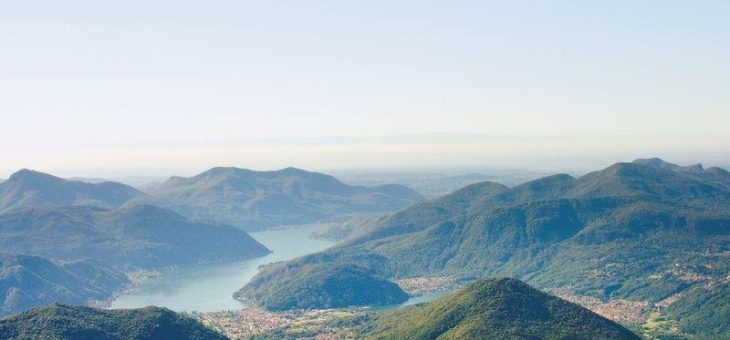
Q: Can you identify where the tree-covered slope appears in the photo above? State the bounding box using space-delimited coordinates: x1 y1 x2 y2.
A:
322 161 730 289
359 278 639 340
0 304 227 340
143 167 426 231
0 169 142 213
243 159 730 337
664 280 730 339
0 254 130 317
0 204 270 270
236 263 408 311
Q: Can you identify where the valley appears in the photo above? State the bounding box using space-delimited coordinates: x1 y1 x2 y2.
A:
109 225 335 312
3 4 727 337
1 159 728 339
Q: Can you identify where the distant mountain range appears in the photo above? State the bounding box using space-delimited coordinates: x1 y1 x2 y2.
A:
359 278 639 339
0 167 425 232
0 166 421 316
332 169 548 198
2 160 728 337
241 158 730 338
142 167 426 231
68 176 167 190
0 204 270 270
0 304 227 340
0 170 143 214
0 254 129 317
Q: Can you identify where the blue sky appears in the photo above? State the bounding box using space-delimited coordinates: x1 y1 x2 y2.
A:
0 1 728 176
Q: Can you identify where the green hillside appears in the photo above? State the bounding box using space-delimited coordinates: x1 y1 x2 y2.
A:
0 254 129 317
237 263 408 311
664 281 730 338
242 159 730 337
360 278 639 340
0 204 270 270
0 304 227 340
143 167 425 231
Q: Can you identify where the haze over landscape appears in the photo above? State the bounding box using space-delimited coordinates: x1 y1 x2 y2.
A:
1 1 729 177
1 1 729 340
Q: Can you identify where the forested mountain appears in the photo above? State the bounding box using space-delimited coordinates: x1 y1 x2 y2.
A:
0 204 270 270
0 304 227 340
142 167 426 231
663 280 730 339
633 157 730 188
236 263 408 311
0 254 129 317
359 278 639 340
0 170 142 213
241 159 730 337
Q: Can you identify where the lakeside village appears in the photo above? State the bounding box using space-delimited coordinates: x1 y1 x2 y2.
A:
191 276 457 339
191 265 730 339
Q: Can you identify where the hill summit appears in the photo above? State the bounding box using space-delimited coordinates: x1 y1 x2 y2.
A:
0 169 142 213
360 278 639 339
0 304 227 340
144 166 426 230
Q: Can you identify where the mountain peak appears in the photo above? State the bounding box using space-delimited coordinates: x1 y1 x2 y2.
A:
278 166 307 173
148 166 425 231
632 158 704 173
200 166 248 176
360 277 640 339
633 157 677 168
0 169 142 213
7 169 61 183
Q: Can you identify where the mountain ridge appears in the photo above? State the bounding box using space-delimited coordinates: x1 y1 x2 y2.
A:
0 204 271 270
0 254 130 317
241 158 730 338
0 169 143 213
143 166 426 231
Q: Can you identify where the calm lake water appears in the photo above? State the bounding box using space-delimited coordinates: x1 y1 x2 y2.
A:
109 225 445 312
109 226 335 312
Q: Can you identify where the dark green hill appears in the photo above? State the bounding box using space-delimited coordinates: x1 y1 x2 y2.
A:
345 180 509 246
0 204 270 270
664 281 730 339
323 160 730 290
236 263 408 311
0 304 227 340
0 169 142 213
359 278 639 340
143 167 426 231
242 159 730 337
0 254 129 317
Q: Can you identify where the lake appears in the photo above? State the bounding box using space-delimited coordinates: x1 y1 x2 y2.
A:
109 225 445 313
109 226 335 312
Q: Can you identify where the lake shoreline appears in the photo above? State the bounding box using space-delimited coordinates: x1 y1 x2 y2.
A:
108 225 336 312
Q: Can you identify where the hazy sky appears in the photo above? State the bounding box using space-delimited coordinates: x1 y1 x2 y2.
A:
1 1 728 177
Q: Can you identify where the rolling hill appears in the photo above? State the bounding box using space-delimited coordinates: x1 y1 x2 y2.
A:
143 167 426 231
0 254 130 317
0 169 142 213
236 263 408 311
359 278 639 339
241 159 730 337
0 304 227 340
0 204 271 270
